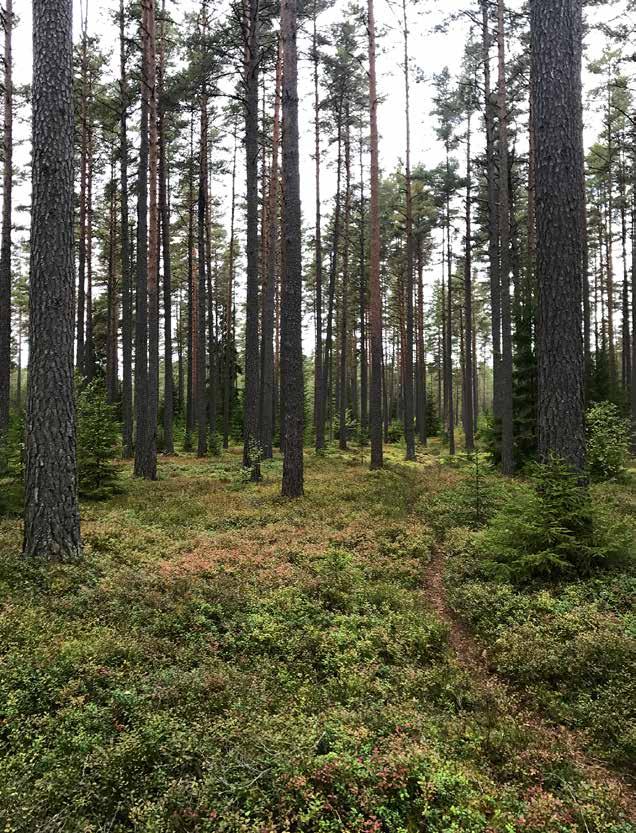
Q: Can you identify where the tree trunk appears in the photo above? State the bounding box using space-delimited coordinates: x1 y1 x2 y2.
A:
76 16 88 374
24 0 81 561
339 110 352 451
312 3 324 452
0 0 13 442
463 108 475 453
497 0 514 474
242 0 261 479
401 0 415 460
358 136 368 441
367 0 383 469
259 37 281 459
481 0 501 421
224 127 238 449
280 0 304 497
159 0 174 454
531 0 586 470
120 0 133 458
197 89 208 457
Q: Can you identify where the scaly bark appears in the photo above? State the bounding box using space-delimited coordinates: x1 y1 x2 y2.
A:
24 0 81 561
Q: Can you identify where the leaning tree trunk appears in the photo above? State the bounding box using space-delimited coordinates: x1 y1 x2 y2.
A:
0 0 13 443
24 0 82 561
531 0 586 470
367 0 383 470
280 0 304 497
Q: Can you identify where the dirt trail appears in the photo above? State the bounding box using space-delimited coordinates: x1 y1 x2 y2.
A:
422 544 636 821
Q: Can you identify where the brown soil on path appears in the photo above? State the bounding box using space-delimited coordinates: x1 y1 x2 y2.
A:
422 544 636 822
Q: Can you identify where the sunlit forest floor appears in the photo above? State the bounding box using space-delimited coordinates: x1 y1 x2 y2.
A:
0 443 634 832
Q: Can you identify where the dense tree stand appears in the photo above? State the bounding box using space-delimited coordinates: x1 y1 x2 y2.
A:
23 0 81 561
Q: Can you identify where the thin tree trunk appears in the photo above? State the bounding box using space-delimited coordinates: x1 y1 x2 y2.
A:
242 0 261 478
401 0 415 460
24 0 81 560
339 110 352 450
312 3 324 451
224 127 238 449
368 0 383 469
120 0 133 458
497 0 514 473
159 0 174 454
197 86 208 457
0 0 12 442
259 37 281 459
464 108 475 452
358 135 368 440
76 14 88 373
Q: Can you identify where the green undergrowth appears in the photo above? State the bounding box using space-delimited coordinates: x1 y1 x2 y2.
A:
435 458 636 770
0 446 632 831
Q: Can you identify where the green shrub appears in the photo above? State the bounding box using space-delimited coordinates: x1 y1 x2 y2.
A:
0 413 25 515
586 401 629 482
386 419 404 444
76 380 121 500
474 458 632 582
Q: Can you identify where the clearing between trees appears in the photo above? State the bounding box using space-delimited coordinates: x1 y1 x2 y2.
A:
0 444 633 832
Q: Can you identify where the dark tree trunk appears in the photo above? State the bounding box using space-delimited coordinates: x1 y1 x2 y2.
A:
259 38 281 460
401 0 415 460
445 186 455 456
120 0 133 459
312 3 324 452
464 109 475 452
85 117 95 381
358 137 368 440
184 113 195 450
497 0 514 474
134 0 155 479
159 0 174 454
531 0 586 470
223 128 238 449
24 0 81 561
76 18 88 374
280 0 304 497
146 0 159 475
197 92 208 458
339 112 352 451
368 0 383 469
322 93 344 445
0 0 13 442
482 0 501 421
106 164 119 404
242 0 261 479
416 237 426 444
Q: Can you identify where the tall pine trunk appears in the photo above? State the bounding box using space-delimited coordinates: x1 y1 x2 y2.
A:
531 0 586 470
280 0 304 497
367 0 383 469
24 0 81 561
0 0 13 442
120 0 133 458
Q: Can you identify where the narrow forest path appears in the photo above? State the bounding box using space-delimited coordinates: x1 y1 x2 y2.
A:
422 544 636 821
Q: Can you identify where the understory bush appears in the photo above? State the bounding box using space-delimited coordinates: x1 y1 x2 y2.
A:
76 379 121 499
586 401 629 481
473 457 632 582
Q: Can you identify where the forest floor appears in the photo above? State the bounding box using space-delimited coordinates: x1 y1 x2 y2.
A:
0 442 634 832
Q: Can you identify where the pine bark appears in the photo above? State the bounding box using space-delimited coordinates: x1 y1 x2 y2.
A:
401 0 415 460
159 0 174 454
242 0 261 478
463 109 475 452
259 38 281 459
280 0 304 497
197 91 208 457
313 4 324 452
0 0 13 441
367 0 383 469
120 0 133 458
24 0 81 561
531 0 586 470
497 0 514 473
